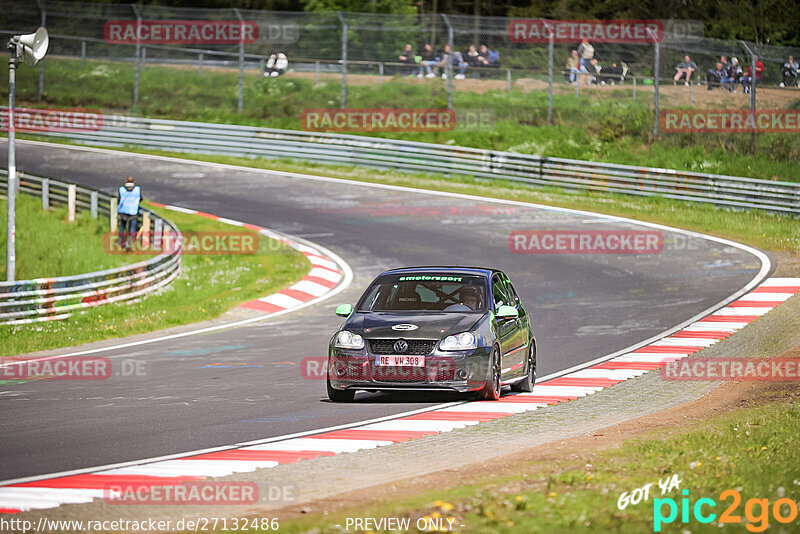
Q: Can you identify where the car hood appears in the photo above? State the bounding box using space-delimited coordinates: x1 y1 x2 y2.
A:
345 311 484 339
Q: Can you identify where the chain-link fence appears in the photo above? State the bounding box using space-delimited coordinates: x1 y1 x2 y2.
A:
2 1 800 135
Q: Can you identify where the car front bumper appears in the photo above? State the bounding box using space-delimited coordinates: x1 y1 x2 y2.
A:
327 347 492 393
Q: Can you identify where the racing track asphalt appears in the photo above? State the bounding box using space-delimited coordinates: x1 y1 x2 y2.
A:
0 140 769 481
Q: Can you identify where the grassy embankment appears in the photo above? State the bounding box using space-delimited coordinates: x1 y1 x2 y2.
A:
0 193 310 357
1 57 799 182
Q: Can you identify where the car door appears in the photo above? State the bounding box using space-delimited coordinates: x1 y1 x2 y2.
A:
501 274 530 378
490 274 521 379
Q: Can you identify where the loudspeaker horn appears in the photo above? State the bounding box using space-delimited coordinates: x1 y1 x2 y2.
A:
18 27 49 67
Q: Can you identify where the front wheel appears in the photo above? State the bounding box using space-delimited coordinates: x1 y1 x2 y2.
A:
478 346 501 401
327 379 355 402
511 345 536 393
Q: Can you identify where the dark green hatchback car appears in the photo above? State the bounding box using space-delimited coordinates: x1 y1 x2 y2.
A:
327 267 536 402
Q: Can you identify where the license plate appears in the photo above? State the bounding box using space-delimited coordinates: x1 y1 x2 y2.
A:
375 355 425 367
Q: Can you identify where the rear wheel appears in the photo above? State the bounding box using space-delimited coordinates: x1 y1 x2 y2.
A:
478 346 501 401
327 379 355 402
511 344 536 393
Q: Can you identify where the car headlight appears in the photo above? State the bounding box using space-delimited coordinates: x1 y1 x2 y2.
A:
335 330 364 350
440 332 477 351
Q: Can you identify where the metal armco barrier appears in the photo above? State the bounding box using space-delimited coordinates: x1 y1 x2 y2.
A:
0 171 182 325
37 115 800 215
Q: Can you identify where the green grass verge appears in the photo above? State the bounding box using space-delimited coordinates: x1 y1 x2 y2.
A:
0 198 311 356
274 391 800 533
2 57 800 182
0 193 150 280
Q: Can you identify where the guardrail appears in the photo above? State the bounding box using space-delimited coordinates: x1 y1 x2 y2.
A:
0 171 182 325
34 115 800 215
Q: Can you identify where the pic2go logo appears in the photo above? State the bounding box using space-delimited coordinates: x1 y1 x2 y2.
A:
653 489 799 532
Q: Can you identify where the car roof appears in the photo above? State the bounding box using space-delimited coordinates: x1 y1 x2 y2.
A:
379 266 501 278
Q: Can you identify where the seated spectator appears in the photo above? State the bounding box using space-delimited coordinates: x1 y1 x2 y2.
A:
587 58 603 85
740 55 764 93
565 49 580 83
673 55 697 85
724 57 743 92
264 51 288 77
417 43 439 78
479 45 500 67
398 43 414 64
464 45 482 78
780 55 799 87
605 61 625 85
435 45 468 79
707 62 724 90
398 43 416 75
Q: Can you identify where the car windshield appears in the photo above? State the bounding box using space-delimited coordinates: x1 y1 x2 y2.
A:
357 274 488 312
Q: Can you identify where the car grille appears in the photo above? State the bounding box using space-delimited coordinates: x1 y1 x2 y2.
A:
371 360 456 383
372 366 428 382
368 339 437 355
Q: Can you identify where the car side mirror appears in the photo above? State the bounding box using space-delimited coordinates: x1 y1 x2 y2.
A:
496 305 519 319
335 304 353 317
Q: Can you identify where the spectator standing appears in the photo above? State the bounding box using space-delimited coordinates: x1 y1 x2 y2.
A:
577 38 594 72
673 55 697 85
706 62 724 90
741 55 764 93
417 44 439 78
781 56 799 87
566 49 580 83
117 176 141 251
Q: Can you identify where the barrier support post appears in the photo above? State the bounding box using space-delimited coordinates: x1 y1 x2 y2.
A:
90 191 98 218
67 184 76 222
41 178 49 210
110 198 118 233
153 217 163 251
141 211 151 249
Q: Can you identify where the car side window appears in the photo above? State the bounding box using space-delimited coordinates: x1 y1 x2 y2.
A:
502 276 521 306
491 276 510 311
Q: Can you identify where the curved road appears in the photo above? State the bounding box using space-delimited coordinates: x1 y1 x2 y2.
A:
0 140 767 481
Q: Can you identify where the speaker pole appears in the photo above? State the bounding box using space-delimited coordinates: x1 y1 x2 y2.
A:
6 42 18 281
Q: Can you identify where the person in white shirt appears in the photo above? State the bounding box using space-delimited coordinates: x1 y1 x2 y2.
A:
264 51 288 77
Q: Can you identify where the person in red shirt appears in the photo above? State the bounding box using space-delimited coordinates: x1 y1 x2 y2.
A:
741 55 764 93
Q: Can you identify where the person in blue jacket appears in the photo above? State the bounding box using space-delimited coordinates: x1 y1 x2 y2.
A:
117 176 142 250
